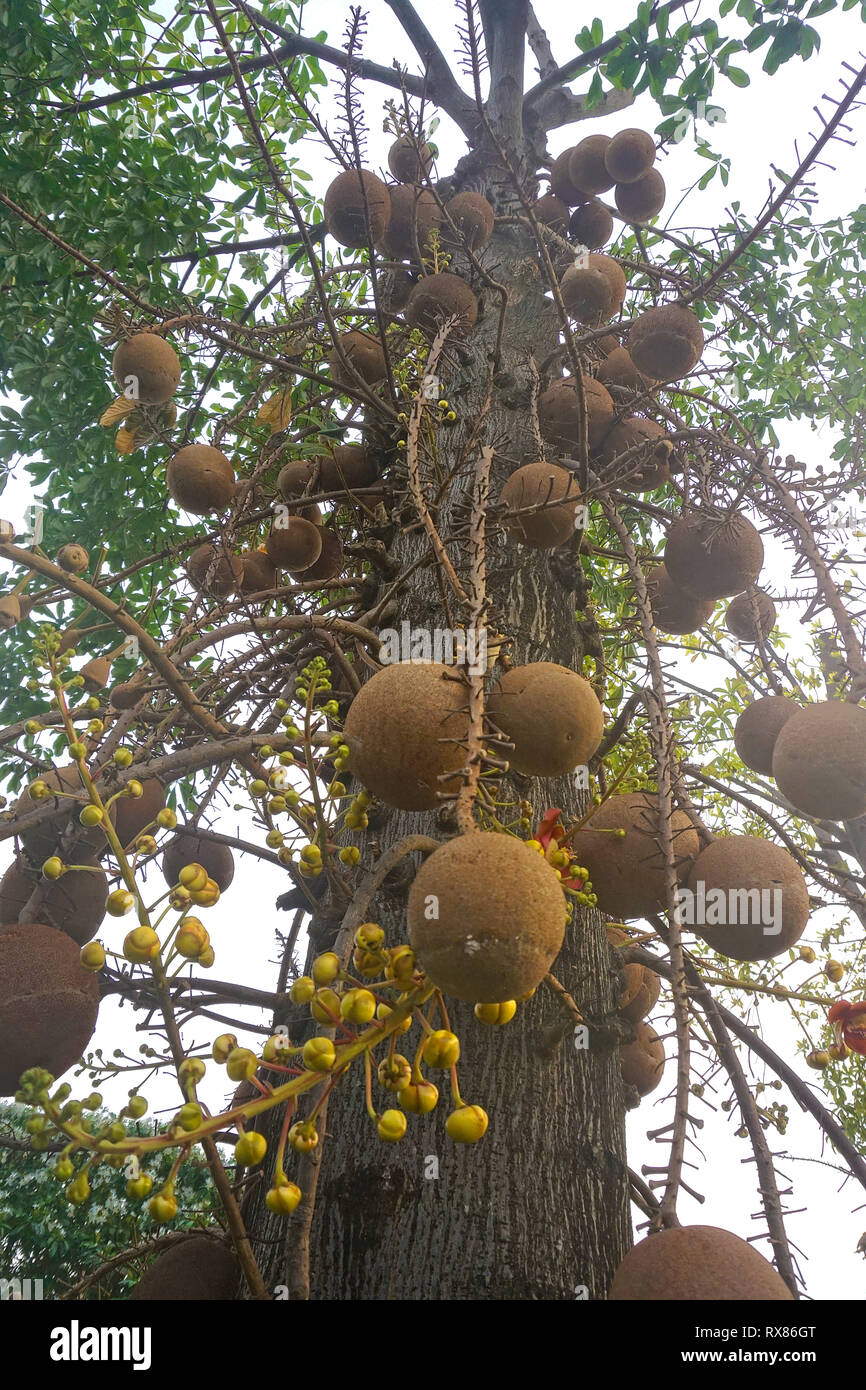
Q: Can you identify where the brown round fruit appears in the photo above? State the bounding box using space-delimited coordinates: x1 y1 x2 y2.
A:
163 833 235 893
276 459 313 500
112 333 181 405
130 1234 239 1300
167 445 235 516
534 194 569 232
560 264 610 323
560 253 626 325
725 589 776 643
0 857 108 945
609 1225 794 1301
290 526 344 583
388 136 434 184
602 416 672 491
568 199 614 249
549 148 586 206
538 374 615 452
114 778 165 847
686 835 809 961
187 544 243 598
378 185 441 260
443 192 495 251
646 564 715 635
596 345 652 391
57 544 89 574
615 169 666 222
499 461 582 549
265 516 323 573
487 662 603 777
595 334 620 358
0 922 100 1095
664 513 764 600
277 445 377 498
329 331 387 388
343 661 469 811
407 832 567 1002
620 1019 665 1096
238 550 279 594
323 169 391 248
604 128 656 184
607 925 661 1023
772 701 866 821
110 680 147 711
733 696 800 776
569 134 614 196
405 272 478 337
628 303 704 382
576 791 700 920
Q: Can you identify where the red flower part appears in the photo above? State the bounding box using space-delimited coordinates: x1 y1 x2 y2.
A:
536 807 564 850
829 1000 866 1055
828 1001 853 1025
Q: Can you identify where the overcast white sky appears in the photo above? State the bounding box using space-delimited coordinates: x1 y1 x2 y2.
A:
3 0 866 1300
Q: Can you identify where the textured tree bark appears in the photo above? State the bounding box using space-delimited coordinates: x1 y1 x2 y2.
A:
245 7 632 1300
246 199 632 1301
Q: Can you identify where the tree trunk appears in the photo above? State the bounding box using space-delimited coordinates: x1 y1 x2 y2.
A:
246 185 632 1300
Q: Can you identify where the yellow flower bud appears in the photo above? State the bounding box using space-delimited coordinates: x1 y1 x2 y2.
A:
236 1131 267 1166
377 1109 408 1143
302 1036 337 1072
422 1029 460 1068
446 1104 488 1144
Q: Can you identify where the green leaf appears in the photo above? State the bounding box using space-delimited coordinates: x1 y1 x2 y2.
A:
585 70 604 109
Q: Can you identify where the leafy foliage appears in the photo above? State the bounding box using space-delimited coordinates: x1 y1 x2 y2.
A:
0 1102 220 1298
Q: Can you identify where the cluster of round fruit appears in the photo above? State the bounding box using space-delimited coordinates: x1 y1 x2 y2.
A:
507 311 704 539
343 657 604 809
541 128 666 241
337 648 820 983
607 924 665 1102
108 332 364 603
734 694 866 823
647 510 775 640
318 137 493 397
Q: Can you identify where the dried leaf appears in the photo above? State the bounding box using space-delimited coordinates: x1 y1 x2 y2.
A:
99 395 137 427
115 427 138 454
256 388 293 434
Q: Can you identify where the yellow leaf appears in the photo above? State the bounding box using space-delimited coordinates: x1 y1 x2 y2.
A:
115 427 138 455
99 396 137 428
256 388 293 434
